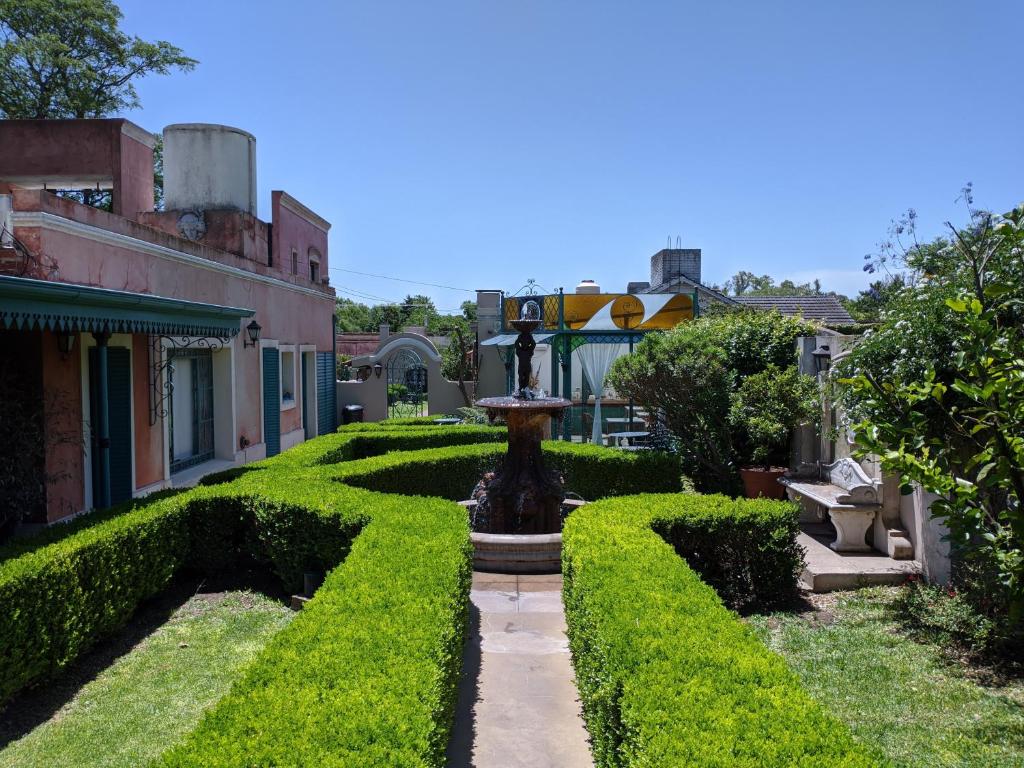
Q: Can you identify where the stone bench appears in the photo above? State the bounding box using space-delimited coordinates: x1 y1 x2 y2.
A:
780 458 910 555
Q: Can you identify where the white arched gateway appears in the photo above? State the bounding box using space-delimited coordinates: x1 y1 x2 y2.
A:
337 331 473 422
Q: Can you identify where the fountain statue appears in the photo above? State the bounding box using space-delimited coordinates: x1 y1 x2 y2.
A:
475 300 572 535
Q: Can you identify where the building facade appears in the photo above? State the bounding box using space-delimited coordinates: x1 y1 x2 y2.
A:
0 119 336 529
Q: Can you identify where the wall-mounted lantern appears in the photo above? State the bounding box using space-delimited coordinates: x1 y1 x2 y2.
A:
812 343 832 374
373 361 383 378
243 320 262 348
57 331 76 359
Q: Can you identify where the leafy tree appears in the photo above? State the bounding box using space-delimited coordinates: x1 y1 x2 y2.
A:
730 365 819 468
399 294 436 327
369 303 406 331
0 0 196 119
836 200 1024 634
608 310 815 492
335 298 374 333
608 328 735 491
427 312 467 337
152 136 165 210
720 271 774 295
716 271 831 298
460 300 478 323
442 325 475 405
842 275 907 324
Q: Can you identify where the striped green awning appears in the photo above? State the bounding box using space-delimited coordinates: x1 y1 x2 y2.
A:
0 275 254 337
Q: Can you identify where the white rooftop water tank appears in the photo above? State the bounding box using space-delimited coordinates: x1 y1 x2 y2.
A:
575 279 601 294
163 124 257 214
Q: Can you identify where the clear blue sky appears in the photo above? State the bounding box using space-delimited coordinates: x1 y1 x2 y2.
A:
118 0 1023 310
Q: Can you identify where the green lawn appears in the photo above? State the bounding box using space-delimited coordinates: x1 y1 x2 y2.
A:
0 589 292 768
749 587 1024 768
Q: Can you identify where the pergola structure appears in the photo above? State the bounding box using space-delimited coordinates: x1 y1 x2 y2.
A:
481 289 698 440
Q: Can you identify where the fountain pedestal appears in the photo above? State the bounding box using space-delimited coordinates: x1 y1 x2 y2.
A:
476 397 572 534
468 302 575 571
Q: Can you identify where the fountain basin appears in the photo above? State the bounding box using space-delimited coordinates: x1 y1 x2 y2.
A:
470 532 563 574
460 498 584 573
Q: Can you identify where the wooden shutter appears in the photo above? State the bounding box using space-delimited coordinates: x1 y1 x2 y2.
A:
316 352 336 435
262 347 280 457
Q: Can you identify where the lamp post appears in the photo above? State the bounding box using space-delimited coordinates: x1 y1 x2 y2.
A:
243 320 262 348
812 343 832 375
373 361 383 379
57 331 76 359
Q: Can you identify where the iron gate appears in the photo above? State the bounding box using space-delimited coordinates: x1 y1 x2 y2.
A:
386 348 428 418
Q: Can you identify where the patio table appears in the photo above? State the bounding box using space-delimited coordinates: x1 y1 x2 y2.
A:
604 430 651 447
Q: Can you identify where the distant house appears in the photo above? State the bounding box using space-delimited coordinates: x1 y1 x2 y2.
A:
732 295 854 325
0 119 337 528
632 247 853 324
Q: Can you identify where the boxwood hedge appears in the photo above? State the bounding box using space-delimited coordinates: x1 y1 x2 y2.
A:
562 493 881 767
337 441 683 502
2 421 874 766
0 423 684 766
0 425 506 764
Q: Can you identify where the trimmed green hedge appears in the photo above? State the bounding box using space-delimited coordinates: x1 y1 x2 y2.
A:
336 416 448 432
338 441 684 502
562 493 880 767
0 424 518 766
0 492 193 702
1 419 853 766
650 494 804 610
158 479 469 768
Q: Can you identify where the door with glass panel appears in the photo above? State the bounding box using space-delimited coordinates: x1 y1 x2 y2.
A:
168 349 214 473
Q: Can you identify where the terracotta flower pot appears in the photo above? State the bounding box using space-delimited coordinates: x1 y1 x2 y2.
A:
739 467 787 499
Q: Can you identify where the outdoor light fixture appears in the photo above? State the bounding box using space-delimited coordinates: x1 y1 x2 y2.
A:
57 331 76 359
243 320 262 348
812 343 832 374
373 361 383 378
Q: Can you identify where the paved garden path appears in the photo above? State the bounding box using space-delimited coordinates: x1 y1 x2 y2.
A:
446 573 593 768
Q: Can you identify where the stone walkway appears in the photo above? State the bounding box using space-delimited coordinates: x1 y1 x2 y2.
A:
446 573 593 768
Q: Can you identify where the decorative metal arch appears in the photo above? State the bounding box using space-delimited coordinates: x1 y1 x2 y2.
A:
149 334 233 425
386 347 428 418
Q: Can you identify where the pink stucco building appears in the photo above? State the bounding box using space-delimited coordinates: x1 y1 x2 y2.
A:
0 119 337 529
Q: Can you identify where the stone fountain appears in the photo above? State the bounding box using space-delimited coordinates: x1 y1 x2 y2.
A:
470 301 575 572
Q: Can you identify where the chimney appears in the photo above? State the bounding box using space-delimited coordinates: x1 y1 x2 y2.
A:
650 248 702 287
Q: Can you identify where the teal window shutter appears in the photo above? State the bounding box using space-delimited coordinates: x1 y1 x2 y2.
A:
88 347 133 507
316 352 336 435
263 348 280 457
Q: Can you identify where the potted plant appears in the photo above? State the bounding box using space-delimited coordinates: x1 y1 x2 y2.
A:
730 365 819 499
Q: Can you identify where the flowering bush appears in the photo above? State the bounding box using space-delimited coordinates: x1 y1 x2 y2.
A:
836 200 1024 633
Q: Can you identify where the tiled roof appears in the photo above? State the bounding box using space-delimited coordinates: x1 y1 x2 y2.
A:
641 275 737 304
733 295 854 324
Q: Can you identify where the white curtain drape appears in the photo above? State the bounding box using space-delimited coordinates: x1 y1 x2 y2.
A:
576 343 627 444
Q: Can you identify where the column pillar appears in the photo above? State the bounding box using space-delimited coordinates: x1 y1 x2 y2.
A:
561 336 572 440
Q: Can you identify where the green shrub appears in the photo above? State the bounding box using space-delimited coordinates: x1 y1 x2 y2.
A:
0 427 488 766
893 577 998 656
648 494 803 610
0 487 187 563
159 488 469 768
0 492 194 702
337 416 442 432
608 310 816 493
324 425 506 464
563 493 878 767
3 422 805 767
338 441 684 503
